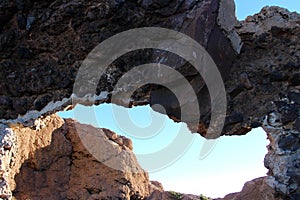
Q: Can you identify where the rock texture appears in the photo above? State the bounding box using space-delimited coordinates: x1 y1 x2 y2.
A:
147 181 203 200
228 7 300 199
0 0 299 199
0 114 150 199
0 114 209 200
0 0 240 120
217 177 281 200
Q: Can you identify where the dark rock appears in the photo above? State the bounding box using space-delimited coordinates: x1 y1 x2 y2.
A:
16 12 27 30
250 121 262 128
278 134 299 151
15 0 26 10
275 102 298 125
295 118 300 131
287 168 300 184
291 194 300 200
0 31 16 51
150 87 180 121
225 112 244 126
0 96 12 107
15 0 32 11
0 0 241 119
33 94 52 111
58 76 71 89
290 73 300 86
228 84 244 97
12 98 28 115
281 108 298 125
288 92 300 105
141 0 172 10
271 26 285 36
0 1 17 31
239 72 253 90
43 76 54 87
269 71 288 82
285 61 300 70
14 47 32 59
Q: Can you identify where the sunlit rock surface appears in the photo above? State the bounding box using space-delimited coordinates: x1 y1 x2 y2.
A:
0 0 299 199
0 114 149 199
217 177 281 200
0 114 209 200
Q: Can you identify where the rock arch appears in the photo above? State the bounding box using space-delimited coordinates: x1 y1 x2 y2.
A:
0 0 299 199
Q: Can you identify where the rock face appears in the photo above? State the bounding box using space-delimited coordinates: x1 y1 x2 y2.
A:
0 0 299 199
218 177 281 200
0 114 150 200
0 114 209 200
0 0 240 120
228 7 300 199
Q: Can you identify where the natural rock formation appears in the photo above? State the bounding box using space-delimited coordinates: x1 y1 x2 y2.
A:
0 0 299 199
0 0 240 120
217 177 281 200
228 7 300 199
0 114 150 199
0 114 208 200
147 181 202 200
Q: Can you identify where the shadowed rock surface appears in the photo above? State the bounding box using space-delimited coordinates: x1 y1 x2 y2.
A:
228 7 300 199
0 0 299 199
0 0 240 120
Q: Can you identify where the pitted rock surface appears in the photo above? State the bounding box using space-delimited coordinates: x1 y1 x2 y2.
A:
0 0 299 199
0 0 239 120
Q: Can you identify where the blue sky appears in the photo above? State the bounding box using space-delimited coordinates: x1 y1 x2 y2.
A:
235 0 300 20
58 1 300 198
58 104 268 198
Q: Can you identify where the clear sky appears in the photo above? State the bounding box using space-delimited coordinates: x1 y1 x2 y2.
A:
58 1 300 198
235 0 300 20
58 104 268 198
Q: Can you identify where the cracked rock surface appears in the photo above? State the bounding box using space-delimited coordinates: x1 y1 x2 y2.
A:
0 0 299 199
0 114 205 200
1 114 150 200
0 0 239 120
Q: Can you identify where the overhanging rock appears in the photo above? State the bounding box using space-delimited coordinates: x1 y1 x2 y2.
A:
0 0 240 121
0 0 299 199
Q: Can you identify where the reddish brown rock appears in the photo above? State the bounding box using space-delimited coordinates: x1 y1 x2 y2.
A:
0 114 215 200
0 1 299 199
218 177 281 200
0 114 150 200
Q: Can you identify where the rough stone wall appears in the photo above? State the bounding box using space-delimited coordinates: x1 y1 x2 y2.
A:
0 114 151 200
0 114 205 200
0 0 239 120
0 0 299 199
228 7 300 199
225 6 300 135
